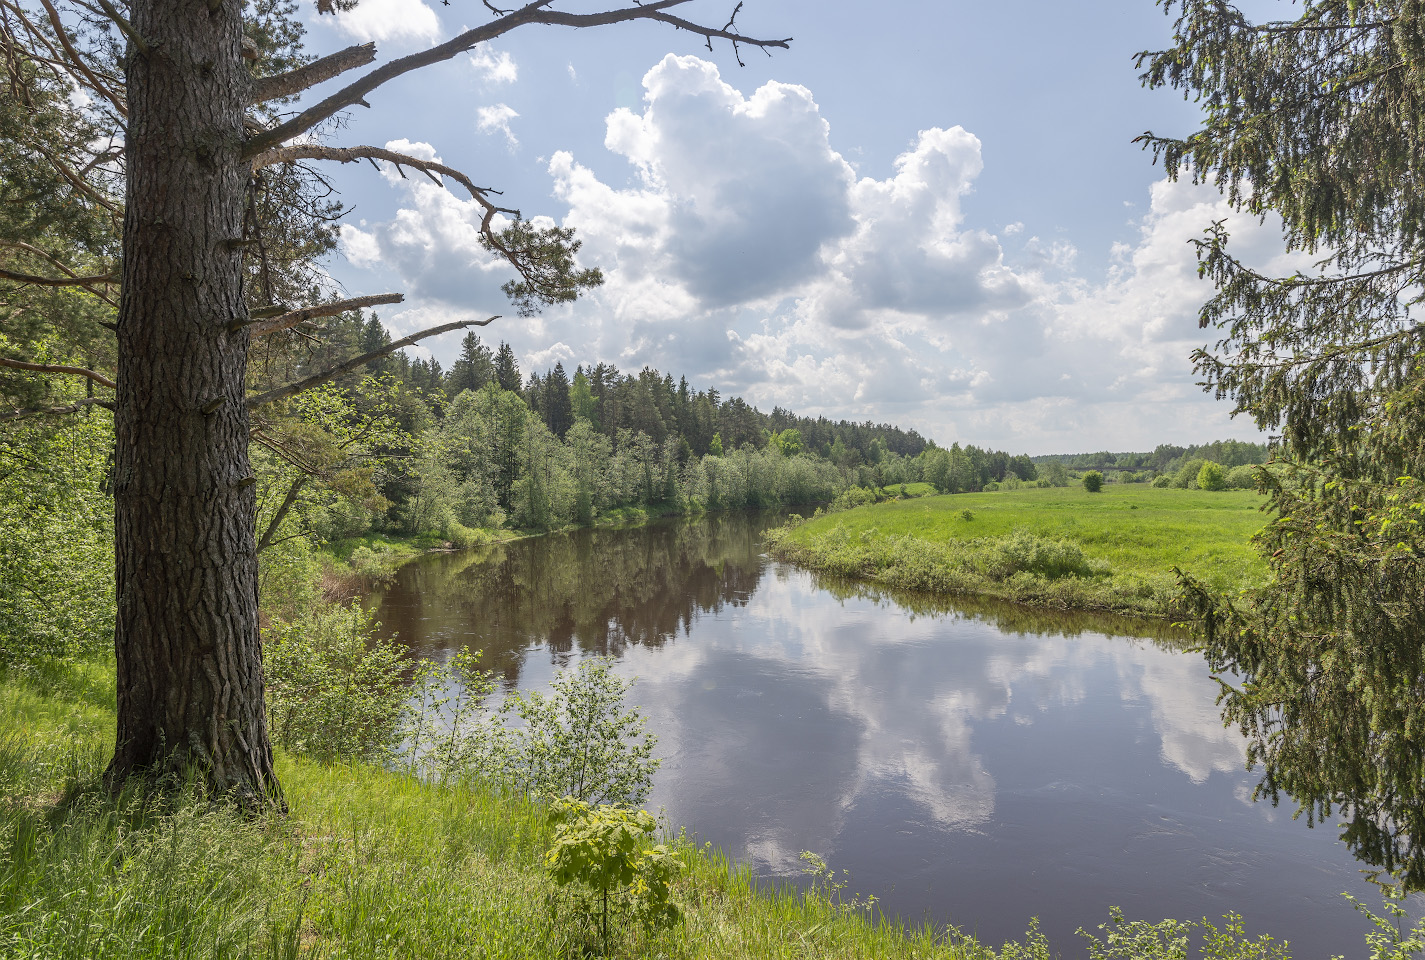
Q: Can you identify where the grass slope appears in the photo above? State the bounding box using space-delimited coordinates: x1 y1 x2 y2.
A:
0 664 1017 960
770 486 1271 618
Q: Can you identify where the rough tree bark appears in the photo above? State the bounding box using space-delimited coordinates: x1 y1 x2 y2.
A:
109 0 278 803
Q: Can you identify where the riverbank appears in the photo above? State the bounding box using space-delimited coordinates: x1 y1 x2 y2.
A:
766 486 1271 619
0 661 1033 959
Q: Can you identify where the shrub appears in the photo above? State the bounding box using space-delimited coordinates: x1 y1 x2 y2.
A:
431 657 662 808
1151 475 1172 488
1226 464 1258 490
1173 457 1206 488
979 530 1105 581
544 797 681 952
0 416 115 665
1082 471 1104 493
262 603 412 762
1197 461 1227 491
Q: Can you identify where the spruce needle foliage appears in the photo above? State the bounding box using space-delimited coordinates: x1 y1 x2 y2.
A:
1139 0 1425 887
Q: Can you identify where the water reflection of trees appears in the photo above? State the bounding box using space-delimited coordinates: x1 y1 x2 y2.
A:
803 571 1193 648
373 514 774 685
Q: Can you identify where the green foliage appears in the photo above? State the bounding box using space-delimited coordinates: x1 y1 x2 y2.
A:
1041 461 1071 487
798 851 876 916
485 220 604 317
1141 0 1425 888
1081 470 1104 493
497 659 660 807
544 797 681 952
1225 464 1258 490
1077 908 1191 959
261 603 411 762
1197 460 1226 491
0 414 115 665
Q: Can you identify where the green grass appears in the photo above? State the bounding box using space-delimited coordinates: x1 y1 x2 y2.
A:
768 486 1272 618
0 664 1013 960
876 482 937 499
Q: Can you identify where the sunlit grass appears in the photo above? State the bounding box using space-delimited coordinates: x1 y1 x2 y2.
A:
769 485 1272 617
0 665 999 959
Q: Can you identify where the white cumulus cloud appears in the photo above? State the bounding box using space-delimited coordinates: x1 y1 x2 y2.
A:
338 55 1294 451
322 0 440 46
470 46 517 84
476 103 520 146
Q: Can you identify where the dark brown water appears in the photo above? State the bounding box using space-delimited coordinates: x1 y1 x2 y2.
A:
371 512 1420 957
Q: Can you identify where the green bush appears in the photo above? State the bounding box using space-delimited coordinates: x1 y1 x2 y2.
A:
980 530 1106 582
262 603 413 762
1197 461 1227 491
1082 471 1104 493
1173 457 1206 488
1151 475 1172 488
426 657 662 808
0 416 115 665
1226 464 1258 490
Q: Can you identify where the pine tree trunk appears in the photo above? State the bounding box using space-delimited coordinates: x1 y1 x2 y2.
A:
109 0 280 806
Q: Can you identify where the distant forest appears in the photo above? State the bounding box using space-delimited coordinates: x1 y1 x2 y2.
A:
245 316 1026 546
245 316 1275 548
1032 440 1269 480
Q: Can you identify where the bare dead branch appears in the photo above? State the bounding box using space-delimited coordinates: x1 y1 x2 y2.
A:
240 292 405 336
26 141 123 215
0 397 114 421
83 0 149 55
242 1 789 157
0 356 117 389
249 42 377 105
246 316 499 408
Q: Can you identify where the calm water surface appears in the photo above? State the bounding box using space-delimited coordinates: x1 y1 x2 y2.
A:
371 512 1415 957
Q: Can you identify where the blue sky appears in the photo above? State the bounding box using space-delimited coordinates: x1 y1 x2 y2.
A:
293 0 1292 454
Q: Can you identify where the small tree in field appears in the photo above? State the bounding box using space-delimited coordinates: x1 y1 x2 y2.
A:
1196 461 1226 491
1081 470 1103 493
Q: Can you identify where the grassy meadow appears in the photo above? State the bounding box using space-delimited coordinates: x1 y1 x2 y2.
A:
769 485 1272 618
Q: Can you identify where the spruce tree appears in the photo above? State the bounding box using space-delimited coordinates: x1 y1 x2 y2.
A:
494 341 522 393
1141 0 1425 886
545 362 574 438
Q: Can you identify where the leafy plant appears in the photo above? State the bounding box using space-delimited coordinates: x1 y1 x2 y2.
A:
1077 907 1191 959
262 603 412 762
1082 470 1104 493
544 797 681 953
498 658 660 807
798 850 877 915
1197 461 1226 492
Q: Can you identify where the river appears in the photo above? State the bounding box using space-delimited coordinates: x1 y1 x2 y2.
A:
371 510 1416 956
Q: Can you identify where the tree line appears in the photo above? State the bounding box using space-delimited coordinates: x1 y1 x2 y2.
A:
247 319 1039 546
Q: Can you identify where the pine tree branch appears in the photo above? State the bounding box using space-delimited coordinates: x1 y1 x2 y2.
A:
246 315 499 408
241 0 789 157
256 473 308 553
248 42 377 105
0 397 114 421
0 265 117 287
0 240 117 306
235 292 405 336
32 0 127 116
251 143 516 221
0 356 117 389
